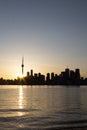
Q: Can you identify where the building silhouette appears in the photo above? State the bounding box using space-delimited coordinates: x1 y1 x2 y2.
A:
1 64 87 85
21 57 24 76
31 69 33 77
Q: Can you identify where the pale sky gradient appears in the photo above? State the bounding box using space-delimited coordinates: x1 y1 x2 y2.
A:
0 0 87 79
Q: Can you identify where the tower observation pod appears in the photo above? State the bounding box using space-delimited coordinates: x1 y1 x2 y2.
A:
21 57 24 76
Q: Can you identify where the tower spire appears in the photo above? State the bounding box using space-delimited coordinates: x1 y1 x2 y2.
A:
21 57 24 76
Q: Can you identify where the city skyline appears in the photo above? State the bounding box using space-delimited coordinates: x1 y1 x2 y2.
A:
0 0 87 79
1 66 87 85
0 56 86 80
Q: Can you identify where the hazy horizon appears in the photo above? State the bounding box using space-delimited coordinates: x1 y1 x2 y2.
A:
0 0 87 79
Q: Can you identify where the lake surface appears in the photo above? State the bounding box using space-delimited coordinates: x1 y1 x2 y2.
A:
0 85 87 130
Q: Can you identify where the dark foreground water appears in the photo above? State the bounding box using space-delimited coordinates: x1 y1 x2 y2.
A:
0 85 87 130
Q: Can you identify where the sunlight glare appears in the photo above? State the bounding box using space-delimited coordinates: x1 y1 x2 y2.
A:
17 73 24 79
19 86 23 109
18 86 24 116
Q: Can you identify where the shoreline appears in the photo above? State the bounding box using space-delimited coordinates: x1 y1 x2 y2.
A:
42 126 87 130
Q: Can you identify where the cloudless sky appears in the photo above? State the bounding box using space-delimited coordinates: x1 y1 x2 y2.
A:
0 0 87 79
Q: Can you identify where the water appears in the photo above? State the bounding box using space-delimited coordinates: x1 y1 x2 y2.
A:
0 85 87 129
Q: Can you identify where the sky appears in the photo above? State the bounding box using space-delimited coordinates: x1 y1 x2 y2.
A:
0 0 87 79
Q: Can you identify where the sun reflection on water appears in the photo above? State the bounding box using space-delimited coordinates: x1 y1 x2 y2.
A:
18 85 23 116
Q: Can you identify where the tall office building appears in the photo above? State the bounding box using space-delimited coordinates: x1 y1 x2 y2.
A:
31 69 33 76
46 73 50 81
65 68 70 80
27 72 29 77
75 69 80 80
51 72 54 80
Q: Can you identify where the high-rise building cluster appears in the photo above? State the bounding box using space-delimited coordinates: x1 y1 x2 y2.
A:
0 67 87 85
0 58 87 85
23 68 84 85
19 58 85 85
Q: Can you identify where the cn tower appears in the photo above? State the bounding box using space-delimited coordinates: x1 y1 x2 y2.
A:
21 57 24 76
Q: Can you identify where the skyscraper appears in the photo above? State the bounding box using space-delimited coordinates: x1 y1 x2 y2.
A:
75 69 80 80
65 68 70 80
31 69 33 76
